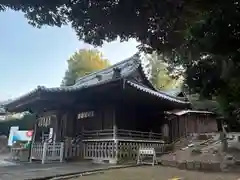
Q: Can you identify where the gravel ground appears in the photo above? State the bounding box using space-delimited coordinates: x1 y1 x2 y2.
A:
71 166 240 180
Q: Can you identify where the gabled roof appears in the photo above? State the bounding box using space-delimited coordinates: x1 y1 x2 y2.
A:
4 53 190 110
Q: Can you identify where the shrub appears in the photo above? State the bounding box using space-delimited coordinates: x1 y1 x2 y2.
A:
191 148 202 155
198 134 209 140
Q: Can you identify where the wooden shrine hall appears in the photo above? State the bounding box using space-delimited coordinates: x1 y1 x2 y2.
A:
4 54 217 164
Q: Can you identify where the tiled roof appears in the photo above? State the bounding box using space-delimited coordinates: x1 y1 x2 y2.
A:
162 88 183 97
5 54 142 107
74 53 140 87
126 81 189 104
165 109 214 116
4 77 121 107
4 53 189 108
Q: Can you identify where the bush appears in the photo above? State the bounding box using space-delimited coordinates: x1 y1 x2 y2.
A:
198 134 209 140
165 144 174 152
0 114 36 135
191 148 202 155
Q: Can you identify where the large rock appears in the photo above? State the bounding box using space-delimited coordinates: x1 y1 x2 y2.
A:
177 161 187 169
186 161 195 170
194 161 201 170
200 161 212 171
211 162 221 171
220 154 235 171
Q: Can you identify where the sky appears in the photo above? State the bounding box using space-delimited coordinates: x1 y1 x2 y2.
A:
0 10 139 101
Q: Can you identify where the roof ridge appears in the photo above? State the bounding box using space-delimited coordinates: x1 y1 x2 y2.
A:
73 53 140 86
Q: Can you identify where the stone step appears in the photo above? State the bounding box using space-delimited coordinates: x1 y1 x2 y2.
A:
158 159 221 172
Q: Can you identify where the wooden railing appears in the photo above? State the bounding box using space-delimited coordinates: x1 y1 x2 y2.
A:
83 140 116 163
30 129 163 164
117 129 162 140
45 143 64 162
67 129 164 163
82 128 162 141
82 129 114 139
82 139 166 163
31 142 44 161
65 143 82 160
30 142 64 164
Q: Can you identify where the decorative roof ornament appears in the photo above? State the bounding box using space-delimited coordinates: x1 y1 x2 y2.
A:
96 74 102 81
112 67 121 79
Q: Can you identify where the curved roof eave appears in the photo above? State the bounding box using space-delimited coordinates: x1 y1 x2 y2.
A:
126 81 190 104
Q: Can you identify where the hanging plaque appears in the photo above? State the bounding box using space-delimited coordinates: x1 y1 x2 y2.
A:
77 111 94 119
37 115 56 127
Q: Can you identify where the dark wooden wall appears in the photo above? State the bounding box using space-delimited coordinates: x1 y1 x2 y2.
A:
34 100 167 142
115 102 164 133
55 104 115 139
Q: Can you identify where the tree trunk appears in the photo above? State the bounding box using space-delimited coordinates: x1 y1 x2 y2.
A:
220 123 228 152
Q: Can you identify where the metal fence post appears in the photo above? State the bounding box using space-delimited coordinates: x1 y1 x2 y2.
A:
42 142 47 164
60 142 64 163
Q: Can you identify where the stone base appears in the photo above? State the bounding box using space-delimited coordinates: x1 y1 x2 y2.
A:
92 158 117 164
177 161 187 169
186 161 194 170
160 159 221 172
159 160 178 167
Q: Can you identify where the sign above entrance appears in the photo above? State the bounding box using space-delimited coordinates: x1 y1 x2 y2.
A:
77 111 94 119
37 115 56 127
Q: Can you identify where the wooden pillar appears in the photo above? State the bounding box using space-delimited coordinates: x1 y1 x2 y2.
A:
171 117 175 142
177 116 180 138
186 115 188 135
206 114 209 132
184 115 187 136
54 114 58 142
169 118 173 143
54 111 65 142
65 110 75 138
59 113 67 141
113 108 117 139
197 115 200 134
180 116 183 137
112 106 118 163
29 121 37 162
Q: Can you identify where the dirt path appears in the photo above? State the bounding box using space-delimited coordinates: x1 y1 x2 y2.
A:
73 166 240 180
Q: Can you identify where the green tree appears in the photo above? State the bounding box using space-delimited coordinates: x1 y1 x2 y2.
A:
0 1 211 52
62 49 110 86
180 2 240 123
0 114 36 135
144 52 183 90
3 0 240 122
